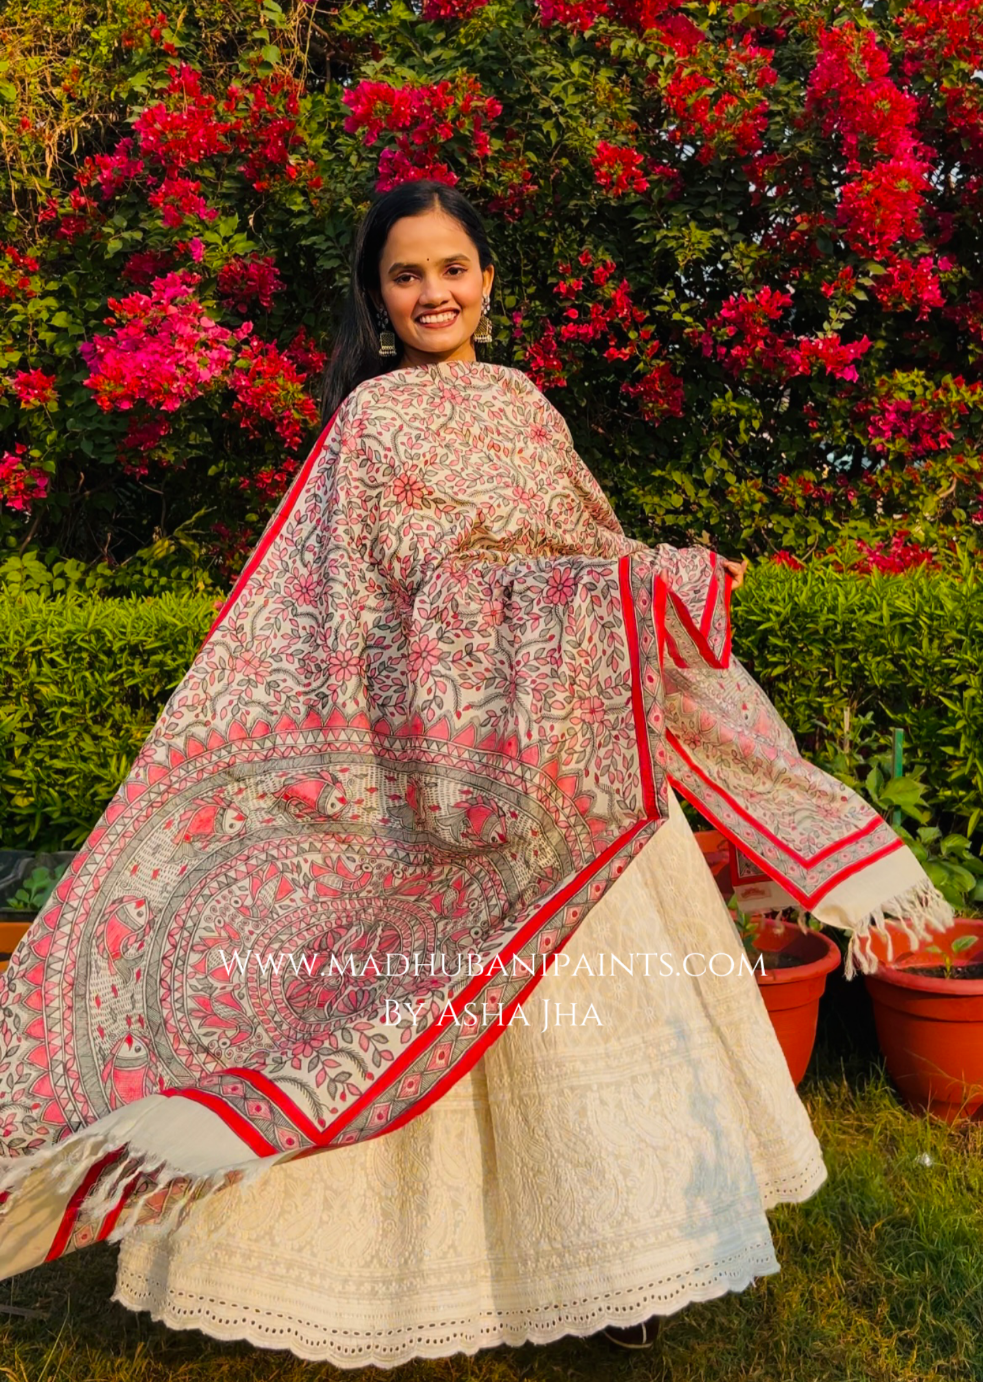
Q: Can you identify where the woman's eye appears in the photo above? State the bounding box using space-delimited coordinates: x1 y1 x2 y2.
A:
394 267 464 284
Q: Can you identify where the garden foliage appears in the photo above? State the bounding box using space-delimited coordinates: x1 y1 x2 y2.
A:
3 564 982 856
0 0 981 592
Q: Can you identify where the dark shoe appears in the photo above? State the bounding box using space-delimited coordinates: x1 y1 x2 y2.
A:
601 1315 662 1349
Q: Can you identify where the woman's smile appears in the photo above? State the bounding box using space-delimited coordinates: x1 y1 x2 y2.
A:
415 309 460 329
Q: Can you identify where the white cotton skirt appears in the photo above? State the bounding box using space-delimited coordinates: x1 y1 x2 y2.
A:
112 786 828 1368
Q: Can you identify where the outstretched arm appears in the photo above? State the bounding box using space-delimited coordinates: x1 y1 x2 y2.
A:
720 557 749 588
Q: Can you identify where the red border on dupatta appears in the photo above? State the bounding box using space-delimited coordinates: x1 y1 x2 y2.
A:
666 558 733 669
155 552 666 1150
666 764 905 908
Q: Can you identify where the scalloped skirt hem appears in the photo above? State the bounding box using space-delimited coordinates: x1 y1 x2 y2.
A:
112 788 830 1367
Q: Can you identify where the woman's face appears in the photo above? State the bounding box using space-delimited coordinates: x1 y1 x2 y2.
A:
372 208 494 368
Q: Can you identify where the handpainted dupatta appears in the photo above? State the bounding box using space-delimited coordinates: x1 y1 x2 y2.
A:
0 358 951 1276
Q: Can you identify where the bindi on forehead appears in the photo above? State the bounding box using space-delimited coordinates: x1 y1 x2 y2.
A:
387 253 472 273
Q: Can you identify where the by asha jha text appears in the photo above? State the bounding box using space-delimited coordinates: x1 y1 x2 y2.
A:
383 998 603 1031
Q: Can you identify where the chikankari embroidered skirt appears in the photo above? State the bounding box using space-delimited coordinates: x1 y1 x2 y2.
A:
113 786 827 1367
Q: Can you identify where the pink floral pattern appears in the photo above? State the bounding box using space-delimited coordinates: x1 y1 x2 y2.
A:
0 359 926 1264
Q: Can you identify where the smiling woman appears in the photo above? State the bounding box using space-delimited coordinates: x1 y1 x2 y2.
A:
375 218 494 368
0 180 954 1369
319 180 497 415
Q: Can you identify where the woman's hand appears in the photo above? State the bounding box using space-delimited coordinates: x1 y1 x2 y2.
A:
721 556 749 589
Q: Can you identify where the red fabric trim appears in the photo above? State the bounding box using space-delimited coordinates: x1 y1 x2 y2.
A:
668 772 905 908
663 623 688 670
220 1067 325 1145
44 1147 125 1261
720 568 733 666
162 1087 281 1156
654 572 669 671
318 814 656 1146
666 552 730 670
200 410 341 650
700 562 718 639
351 832 652 1142
95 1171 143 1243
619 554 657 816
667 729 885 866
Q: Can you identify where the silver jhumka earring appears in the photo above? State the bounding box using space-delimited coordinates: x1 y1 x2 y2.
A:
474 293 493 344
376 304 397 357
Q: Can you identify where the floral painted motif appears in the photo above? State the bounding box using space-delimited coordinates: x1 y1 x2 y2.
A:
0 361 949 1276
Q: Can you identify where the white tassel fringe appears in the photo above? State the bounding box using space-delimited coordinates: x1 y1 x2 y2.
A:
0 1126 285 1276
842 879 955 981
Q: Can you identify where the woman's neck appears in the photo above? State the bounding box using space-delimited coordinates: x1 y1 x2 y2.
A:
396 344 478 370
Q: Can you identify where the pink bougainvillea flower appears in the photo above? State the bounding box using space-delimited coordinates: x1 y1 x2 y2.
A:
659 34 776 164
10 368 58 409
522 322 568 391
121 249 175 285
342 75 501 191
836 154 931 258
694 286 798 380
147 174 219 229
133 65 235 168
794 333 872 383
0 443 49 514
0 244 40 302
807 23 921 162
422 0 489 16
872 256 948 320
283 326 328 380
226 338 318 452
591 141 649 196
79 271 242 413
621 360 685 423
217 254 284 313
853 531 936 575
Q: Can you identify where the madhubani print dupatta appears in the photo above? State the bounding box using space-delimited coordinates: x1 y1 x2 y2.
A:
0 358 951 1276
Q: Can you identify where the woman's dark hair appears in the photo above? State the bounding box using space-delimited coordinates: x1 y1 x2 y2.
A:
319 180 496 422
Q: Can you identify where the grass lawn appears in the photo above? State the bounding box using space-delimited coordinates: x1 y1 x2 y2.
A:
2 971 982 1382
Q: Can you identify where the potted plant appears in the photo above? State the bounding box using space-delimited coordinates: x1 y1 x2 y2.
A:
862 824 983 1123
731 902 841 1086
695 826 732 898
0 854 73 976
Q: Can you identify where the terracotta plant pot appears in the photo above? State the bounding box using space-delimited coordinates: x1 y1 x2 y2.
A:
0 913 34 977
745 916 842 1086
695 829 732 899
863 917 983 1124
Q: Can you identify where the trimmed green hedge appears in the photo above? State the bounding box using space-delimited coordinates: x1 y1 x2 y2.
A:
1 592 216 850
2 564 982 851
731 562 983 842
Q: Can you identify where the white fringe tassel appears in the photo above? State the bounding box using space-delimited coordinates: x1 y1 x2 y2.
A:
0 1127 285 1274
842 879 955 981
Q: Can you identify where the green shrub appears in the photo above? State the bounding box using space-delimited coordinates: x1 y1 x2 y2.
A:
0 590 216 849
732 560 983 843
2 564 981 856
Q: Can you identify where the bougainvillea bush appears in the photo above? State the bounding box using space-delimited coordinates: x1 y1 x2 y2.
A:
0 0 981 593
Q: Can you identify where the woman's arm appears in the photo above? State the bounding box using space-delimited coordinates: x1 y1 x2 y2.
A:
721 557 749 588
